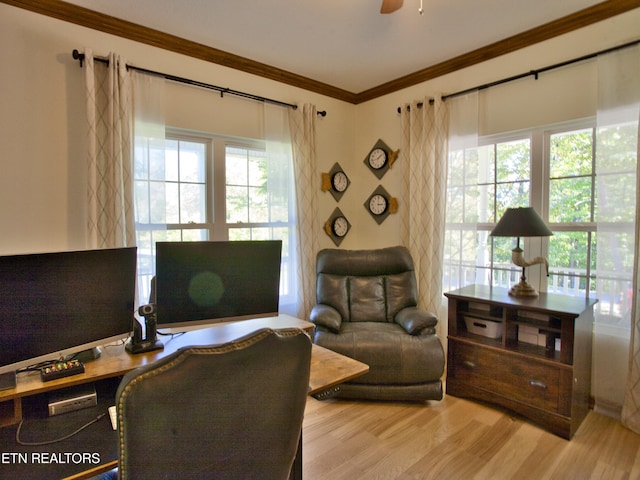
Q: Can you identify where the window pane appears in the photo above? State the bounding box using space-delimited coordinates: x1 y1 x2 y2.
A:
226 149 248 185
476 183 493 223
550 231 589 271
476 145 494 185
248 186 268 223
496 181 529 217
135 181 150 224
496 139 530 183
248 153 267 186
163 140 179 182
446 186 464 223
165 183 179 224
550 129 593 178
134 143 149 179
549 177 592 223
181 229 208 242
447 150 465 185
492 236 515 266
149 181 167 224
229 228 250 241
226 186 248 223
597 172 636 222
180 183 206 223
179 141 205 183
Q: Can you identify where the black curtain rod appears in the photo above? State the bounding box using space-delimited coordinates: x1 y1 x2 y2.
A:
397 38 640 114
72 50 327 117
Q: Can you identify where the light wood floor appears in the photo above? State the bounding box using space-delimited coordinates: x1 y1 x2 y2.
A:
302 393 640 479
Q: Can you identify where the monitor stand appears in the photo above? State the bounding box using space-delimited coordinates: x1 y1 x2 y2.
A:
0 371 16 391
72 346 102 363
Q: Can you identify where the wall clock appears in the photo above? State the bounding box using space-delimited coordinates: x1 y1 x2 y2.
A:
321 162 350 202
364 185 398 225
324 207 351 246
364 139 399 180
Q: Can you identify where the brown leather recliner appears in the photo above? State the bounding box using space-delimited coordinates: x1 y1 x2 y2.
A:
310 246 445 402
113 328 311 480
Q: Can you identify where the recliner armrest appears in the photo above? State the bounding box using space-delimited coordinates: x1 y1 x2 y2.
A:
310 304 342 333
395 307 438 335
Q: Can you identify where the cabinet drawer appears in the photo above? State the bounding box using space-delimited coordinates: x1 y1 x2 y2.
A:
450 342 561 412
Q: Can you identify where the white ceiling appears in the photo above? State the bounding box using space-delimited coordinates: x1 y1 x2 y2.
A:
63 0 604 93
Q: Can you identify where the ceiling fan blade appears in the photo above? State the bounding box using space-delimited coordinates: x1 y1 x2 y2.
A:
380 0 403 14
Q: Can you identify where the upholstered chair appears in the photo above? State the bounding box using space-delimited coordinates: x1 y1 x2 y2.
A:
111 328 311 479
310 246 445 402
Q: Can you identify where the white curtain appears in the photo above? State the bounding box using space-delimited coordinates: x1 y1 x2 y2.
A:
400 98 449 332
131 70 166 303
83 49 135 249
599 44 640 432
264 103 301 317
443 93 480 297
288 104 320 320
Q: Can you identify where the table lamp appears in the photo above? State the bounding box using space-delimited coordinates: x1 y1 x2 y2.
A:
490 207 553 297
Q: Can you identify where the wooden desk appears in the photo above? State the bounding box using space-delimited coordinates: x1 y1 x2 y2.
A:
0 315 368 479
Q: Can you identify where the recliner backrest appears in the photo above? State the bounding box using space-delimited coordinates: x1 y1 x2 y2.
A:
316 246 418 323
115 328 311 480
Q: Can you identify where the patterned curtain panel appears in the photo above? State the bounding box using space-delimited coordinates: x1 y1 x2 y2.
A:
288 104 320 320
400 98 449 335
83 49 135 249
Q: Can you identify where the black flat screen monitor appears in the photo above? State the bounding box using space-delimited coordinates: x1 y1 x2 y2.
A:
0 247 137 374
154 240 282 329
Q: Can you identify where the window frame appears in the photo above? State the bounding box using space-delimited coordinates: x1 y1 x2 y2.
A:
134 128 296 309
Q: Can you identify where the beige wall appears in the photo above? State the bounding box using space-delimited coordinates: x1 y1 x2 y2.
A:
1 4 638 254
1 3 639 413
0 3 356 255
346 9 640 249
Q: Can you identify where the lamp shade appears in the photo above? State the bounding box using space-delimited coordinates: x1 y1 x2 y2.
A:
490 207 553 237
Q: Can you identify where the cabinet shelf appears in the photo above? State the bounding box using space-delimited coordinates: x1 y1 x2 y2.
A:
445 284 597 440
504 338 561 362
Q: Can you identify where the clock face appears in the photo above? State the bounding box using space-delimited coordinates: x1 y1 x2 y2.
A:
369 194 388 215
332 171 349 192
368 148 387 170
332 216 349 237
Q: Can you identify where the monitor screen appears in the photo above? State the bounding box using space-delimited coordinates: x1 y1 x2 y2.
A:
0 247 137 373
154 240 282 329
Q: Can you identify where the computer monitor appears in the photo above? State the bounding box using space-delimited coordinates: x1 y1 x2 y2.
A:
0 247 137 377
154 240 282 329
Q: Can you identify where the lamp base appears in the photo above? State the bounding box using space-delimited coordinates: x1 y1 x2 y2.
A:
509 279 539 297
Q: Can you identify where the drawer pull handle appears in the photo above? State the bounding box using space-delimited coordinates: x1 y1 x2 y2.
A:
529 380 547 390
462 360 476 369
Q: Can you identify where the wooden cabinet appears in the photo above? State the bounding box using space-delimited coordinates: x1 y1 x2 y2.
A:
445 285 597 439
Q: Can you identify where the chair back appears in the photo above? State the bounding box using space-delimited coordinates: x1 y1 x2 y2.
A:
115 328 311 480
316 246 418 323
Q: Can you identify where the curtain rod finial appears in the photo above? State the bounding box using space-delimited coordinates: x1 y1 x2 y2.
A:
72 49 85 67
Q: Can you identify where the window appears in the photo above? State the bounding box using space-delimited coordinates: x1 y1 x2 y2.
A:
134 130 295 307
547 127 596 298
444 134 531 290
445 118 632 329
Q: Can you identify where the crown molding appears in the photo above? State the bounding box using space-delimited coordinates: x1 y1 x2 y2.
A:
354 0 640 103
2 0 639 105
